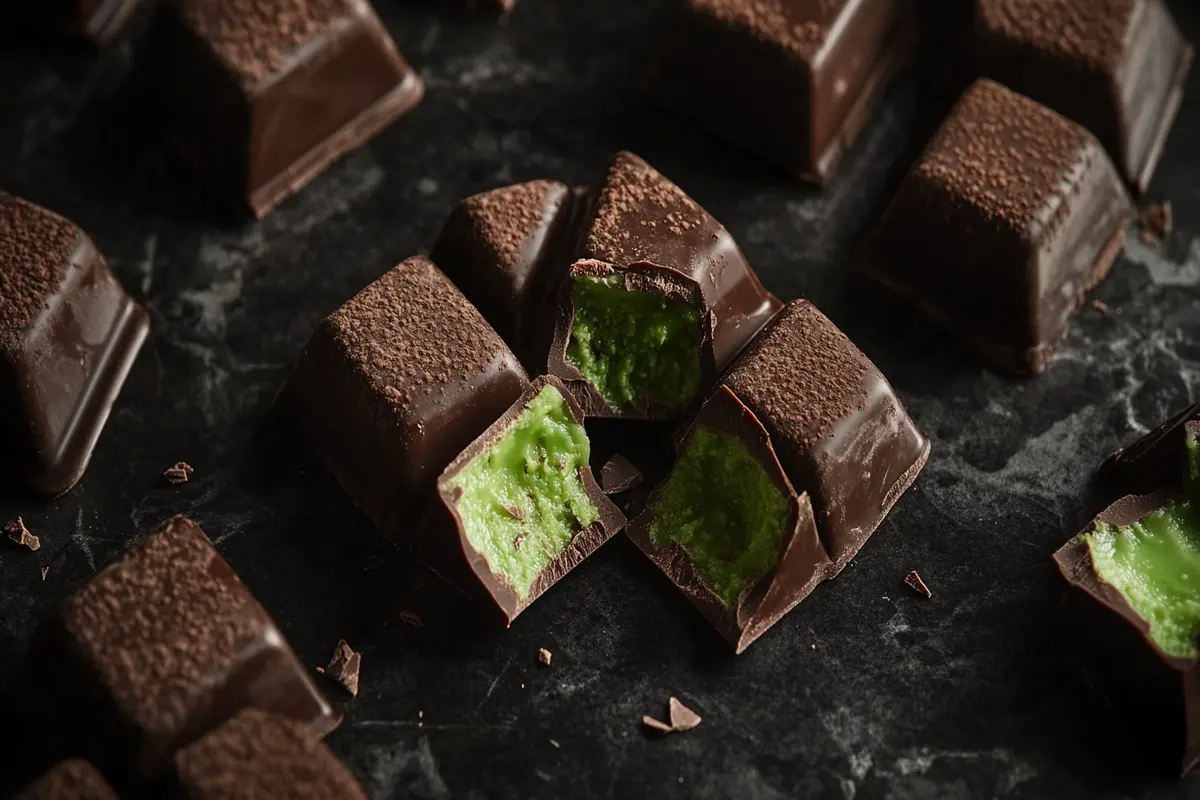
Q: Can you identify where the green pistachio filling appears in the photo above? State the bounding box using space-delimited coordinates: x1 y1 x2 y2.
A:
1085 434 1200 658
565 275 702 414
444 385 598 599
648 426 790 608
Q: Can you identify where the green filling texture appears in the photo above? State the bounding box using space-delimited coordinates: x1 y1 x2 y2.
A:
444 385 598 599
1085 434 1200 659
648 426 790 608
566 275 702 414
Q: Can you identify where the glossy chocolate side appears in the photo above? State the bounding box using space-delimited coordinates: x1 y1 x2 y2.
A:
722 300 929 565
1102 404 1200 495
141 0 424 218
973 0 1193 192
654 0 913 181
1052 492 1200 776
280 256 530 538
0 198 149 497
0 516 337 793
626 385 830 653
425 376 625 626
547 152 780 419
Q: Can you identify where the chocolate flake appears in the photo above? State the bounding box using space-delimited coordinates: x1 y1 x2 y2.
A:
321 640 361 697
41 566 49 581
1092 299 1110 313
538 648 552 666
904 570 932 599
5 517 40 551
503 504 526 522
642 697 702 734
163 462 194 484
399 610 425 628
1140 201 1173 245
599 453 644 495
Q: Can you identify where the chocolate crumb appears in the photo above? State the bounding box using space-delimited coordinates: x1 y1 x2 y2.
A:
513 534 526 551
41 566 49 580
550 738 560 748
503 505 526 522
399 610 425 628
599 453 643 495
5 518 40 551
538 648 552 666
643 697 702 734
163 462 194 484
905 570 933 598
1092 299 1109 313
1139 201 1172 245
321 639 361 697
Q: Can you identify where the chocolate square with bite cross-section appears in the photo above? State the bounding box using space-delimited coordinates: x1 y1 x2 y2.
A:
139 0 424 218
652 0 915 182
281 255 530 537
0 194 149 497
0 516 337 793
863 79 1134 375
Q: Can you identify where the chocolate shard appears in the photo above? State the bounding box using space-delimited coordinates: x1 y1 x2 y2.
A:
14 760 118 800
599 453 643 496
652 0 915 182
1102 401 1200 496
628 300 928 652
320 640 361 698
422 376 625 625
547 152 781 420
138 0 424 218
0 516 337 792
863 79 1134 375
168 710 368 799
0 194 150 496
972 0 1193 192
282 255 530 538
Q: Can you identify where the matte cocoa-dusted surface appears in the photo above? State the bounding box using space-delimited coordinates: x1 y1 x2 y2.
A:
864 79 1135 374
139 0 424 218
0 516 337 794
0 195 149 497
14 760 118 800
2 2 1200 797
973 0 1193 192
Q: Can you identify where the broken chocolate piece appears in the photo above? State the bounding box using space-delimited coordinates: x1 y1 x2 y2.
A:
972 0 1193 191
905 570 932 598
320 640 361 698
138 0 425 218
0 194 150 496
1102 401 1200 496
642 697 702 734
653 0 915 182
5 518 40 552
864 80 1134 374
599 454 643 496
0 516 337 792
14 760 118 800
537 648 552 666
163 462 193 485
1140 201 1173 245
423 377 625 625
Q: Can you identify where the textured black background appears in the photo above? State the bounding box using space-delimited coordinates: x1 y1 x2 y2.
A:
2 2 1200 798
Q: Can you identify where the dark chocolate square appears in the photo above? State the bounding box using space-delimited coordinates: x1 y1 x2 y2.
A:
15 761 118 800
0 194 150 496
864 79 1134 374
653 0 914 181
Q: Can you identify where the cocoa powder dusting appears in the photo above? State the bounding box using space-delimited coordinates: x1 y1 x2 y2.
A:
0 195 80 357
462 181 565 273
977 0 1136 74
691 0 848 58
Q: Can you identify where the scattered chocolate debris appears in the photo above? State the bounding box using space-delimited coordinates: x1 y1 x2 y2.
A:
320 639 361 697
163 461 194 484
5 517 40 551
550 739 560 748
399 610 425 628
503 504 525 522
642 697 702 734
1139 201 1173 245
41 566 48 581
1092 299 1109 313
905 570 932 599
538 648 552 666
513 533 526 551
599 453 644 495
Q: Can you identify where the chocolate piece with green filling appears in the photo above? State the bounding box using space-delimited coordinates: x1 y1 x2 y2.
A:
627 300 929 652
1052 420 1200 777
1101 400 1200 496
422 376 624 625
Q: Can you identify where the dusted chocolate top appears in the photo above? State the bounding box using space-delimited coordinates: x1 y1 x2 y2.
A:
321 256 517 419
0 194 80 357
173 710 367 799
687 0 850 58
977 0 1135 74
460 180 567 276
723 300 868 450
15 760 118 800
62 516 266 739
917 80 1094 240
176 0 349 85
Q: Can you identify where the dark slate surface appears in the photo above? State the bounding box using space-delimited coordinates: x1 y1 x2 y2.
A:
1 2 1199 798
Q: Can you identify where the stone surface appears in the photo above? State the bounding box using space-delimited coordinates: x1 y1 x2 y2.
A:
0 1 1198 798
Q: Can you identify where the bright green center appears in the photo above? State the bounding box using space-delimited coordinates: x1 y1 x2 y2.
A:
648 426 790 608
566 275 702 414
1085 435 1200 659
444 385 598 599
